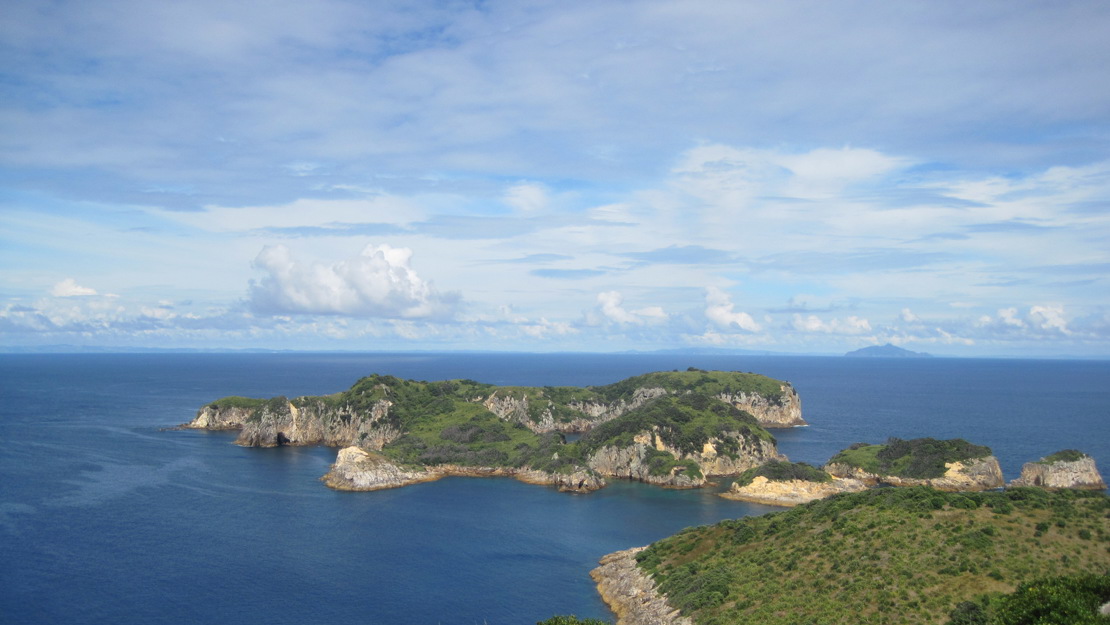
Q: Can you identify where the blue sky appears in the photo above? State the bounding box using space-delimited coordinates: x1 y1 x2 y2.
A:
2 1 1109 356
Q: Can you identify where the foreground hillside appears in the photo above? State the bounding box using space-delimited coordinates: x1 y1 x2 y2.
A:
630 487 1110 625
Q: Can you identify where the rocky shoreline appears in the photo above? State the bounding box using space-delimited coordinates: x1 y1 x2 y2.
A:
590 547 691 625
720 475 869 506
321 446 605 493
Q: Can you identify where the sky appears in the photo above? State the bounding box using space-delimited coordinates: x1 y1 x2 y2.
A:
2 1 1109 357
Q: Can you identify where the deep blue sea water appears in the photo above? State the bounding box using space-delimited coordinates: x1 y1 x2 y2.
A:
1 353 1107 624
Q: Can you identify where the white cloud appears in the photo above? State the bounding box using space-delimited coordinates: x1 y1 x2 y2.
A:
792 314 872 335
1029 305 1071 335
705 287 761 333
504 183 549 213
51 278 98 297
247 244 458 319
593 291 668 326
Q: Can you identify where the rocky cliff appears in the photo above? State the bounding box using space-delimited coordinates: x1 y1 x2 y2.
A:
825 456 1004 491
591 547 692 625
586 428 783 488
1009 452 1106 490
716 385 805 427
184 396 402 449
721 475 868 506
322 446 605 493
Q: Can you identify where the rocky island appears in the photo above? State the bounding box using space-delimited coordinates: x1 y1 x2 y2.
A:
182 369 798 493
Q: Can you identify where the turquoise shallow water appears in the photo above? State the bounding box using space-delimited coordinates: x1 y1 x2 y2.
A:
1 353 1107 624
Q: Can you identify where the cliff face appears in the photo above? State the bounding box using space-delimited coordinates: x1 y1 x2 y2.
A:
184 405 253 430
720 475 868 507
321 446 605 493
716 385 806 428
184 398 402 449
1010 455 1106 490
586 429 783 488
825 456 1004 491
568 387 669 424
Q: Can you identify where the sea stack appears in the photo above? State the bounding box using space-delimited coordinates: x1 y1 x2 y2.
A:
1010 450 1106 490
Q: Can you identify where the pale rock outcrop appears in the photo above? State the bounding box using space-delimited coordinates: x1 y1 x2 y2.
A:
721 475 869 506
228 398 400 448
1010 454 1106 490
591 547 692 625
183 405 253 430
716 384 806 428
587 429 783 488
322 446 438 490
569 387 669 423
321 446 606 493
825 456 1004 491
480 391 596 434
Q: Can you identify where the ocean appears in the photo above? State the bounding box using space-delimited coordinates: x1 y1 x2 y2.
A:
1 353 1107 624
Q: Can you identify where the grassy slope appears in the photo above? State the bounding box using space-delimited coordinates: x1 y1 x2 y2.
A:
634 487 1110 625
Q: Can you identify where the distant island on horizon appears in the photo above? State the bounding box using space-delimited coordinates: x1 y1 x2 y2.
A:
845 343 932 358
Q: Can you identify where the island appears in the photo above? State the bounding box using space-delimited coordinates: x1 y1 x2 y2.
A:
845 343 932 358
182 369 801 492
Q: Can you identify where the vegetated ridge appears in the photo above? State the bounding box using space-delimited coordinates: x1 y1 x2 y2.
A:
629 487 1110 625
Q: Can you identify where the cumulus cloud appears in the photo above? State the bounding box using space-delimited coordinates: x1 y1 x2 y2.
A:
704 287 761 333
247 244 458 319
595 291 668 326
50 278 97 297
792 314 872 335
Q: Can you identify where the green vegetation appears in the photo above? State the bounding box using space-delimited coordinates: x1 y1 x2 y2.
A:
205 370 793 479
947 573 1110 624
579 394 773 457
829 437 993 479
732 460 832 487
591 369 787 403
1039 449 1089 464
536 617 610 625
634 487 1110 625
208 396 268 409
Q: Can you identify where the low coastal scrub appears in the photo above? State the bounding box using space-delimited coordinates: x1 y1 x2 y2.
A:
947 573 1110 624
829 437 993 479
1038 449 1090 464
732 460 832 487
591 369 787 403
635 487 1110 625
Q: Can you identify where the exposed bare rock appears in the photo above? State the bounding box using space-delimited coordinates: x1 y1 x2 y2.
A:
720 475 869 506
322 446 438 491
232 398 401 448
587 430 782 488
182 404 253 430
569 387 669 424
825 456 1004 491
1010 453 1106 490
717 384 806 428
591 547 692 625
321 446 606 493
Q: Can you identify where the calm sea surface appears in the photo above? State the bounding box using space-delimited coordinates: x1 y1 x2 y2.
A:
1 353 1108 624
